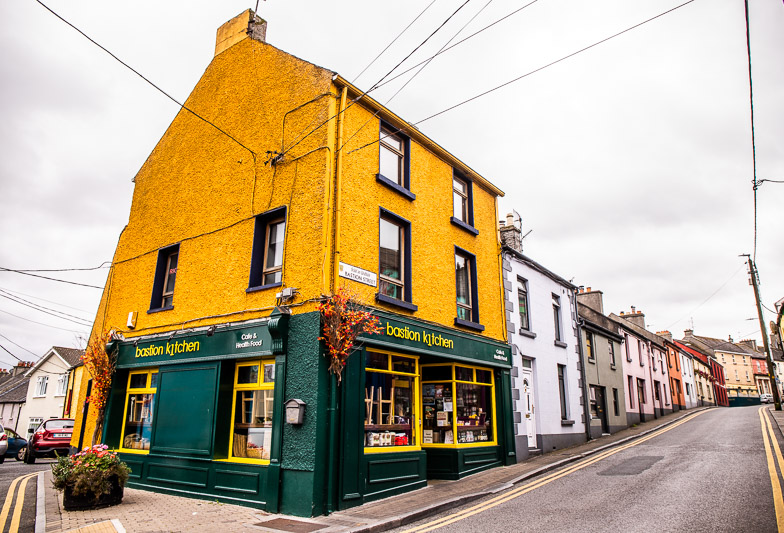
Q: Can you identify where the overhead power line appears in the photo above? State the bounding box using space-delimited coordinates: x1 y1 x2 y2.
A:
8 262 111 272
348 0 698 156
34 0 256 157
352 0 439 84
0 266 103 289
279 0 473 159
0 343 22 362
0 291 93 326
0 308 89 334
0 332 39 357
0 286 93 313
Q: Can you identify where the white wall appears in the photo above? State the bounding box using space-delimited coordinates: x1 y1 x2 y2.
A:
506 256 585 446
17 353 71 436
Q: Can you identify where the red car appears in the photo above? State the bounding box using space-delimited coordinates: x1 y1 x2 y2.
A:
24 418 74 463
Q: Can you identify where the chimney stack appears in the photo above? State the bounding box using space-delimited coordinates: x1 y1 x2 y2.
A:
499 212 522 254
657 330 673 342
576 287 604 314
620 307 646 328
215 9 267 57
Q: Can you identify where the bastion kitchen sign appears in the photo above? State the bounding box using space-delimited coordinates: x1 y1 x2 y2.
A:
116 322 273 368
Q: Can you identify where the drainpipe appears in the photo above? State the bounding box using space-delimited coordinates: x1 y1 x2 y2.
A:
331 87 348 292
574 291 592 442
325 373 339 514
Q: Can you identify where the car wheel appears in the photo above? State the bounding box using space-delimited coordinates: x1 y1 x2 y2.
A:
24 449 35 464
16 447 26 461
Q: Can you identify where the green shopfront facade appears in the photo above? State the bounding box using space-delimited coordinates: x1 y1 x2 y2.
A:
102 309 514 516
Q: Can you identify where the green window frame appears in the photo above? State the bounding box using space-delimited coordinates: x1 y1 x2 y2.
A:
229 359 276 463
119 369 158 453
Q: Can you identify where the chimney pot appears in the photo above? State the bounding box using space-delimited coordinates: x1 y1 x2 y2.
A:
586 286 592 292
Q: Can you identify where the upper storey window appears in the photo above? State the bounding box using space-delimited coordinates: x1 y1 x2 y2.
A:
451 173 477 235
149 244 179 312
377 209 417 312
377 124 414 200
248 207 287 291
454 247 482 332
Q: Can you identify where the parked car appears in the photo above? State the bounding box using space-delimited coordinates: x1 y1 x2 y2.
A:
3 427 28 461
24 418 74 463
760 393 774 404
0 423 7 464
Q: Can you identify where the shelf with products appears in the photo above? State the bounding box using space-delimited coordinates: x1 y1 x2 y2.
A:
364 351 419 450
421 363 496 447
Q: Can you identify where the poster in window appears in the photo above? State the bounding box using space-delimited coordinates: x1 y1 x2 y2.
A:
435 385 444 399
423 429 433 444
444 430 453 444
436 411 448 427
443 400 453 412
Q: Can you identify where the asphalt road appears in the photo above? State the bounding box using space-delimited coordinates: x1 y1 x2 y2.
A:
394 406 779 533
0 458 54 533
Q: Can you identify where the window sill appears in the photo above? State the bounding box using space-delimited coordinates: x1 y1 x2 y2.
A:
376 293 418 312
454 318 485 332
519 329 537 339
554 340 567 348
246 282 283 293
450 217 479 236
561 419 575 426
610 364 617 371
147 305 174 315
587 358 596 365
376 174 415 201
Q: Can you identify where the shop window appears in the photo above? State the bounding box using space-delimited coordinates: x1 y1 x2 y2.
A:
364 351 419 452
421 363 496 446
454 247 482 331
377 124 414 200
230 359 276 463
450 173 477 235
377 209 417 311
120 369 158 453
248 207 287 291
149 244 179 312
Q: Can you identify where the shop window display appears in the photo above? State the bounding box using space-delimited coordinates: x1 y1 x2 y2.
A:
120 369 158 452
364 351 418 451
422 364 495 446
230 360 276 462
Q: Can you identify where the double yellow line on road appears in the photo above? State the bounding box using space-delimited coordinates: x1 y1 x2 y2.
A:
760 407 784 531
0 472 38 533
403 410 708 533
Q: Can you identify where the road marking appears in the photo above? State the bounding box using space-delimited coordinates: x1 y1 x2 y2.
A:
9 474 32 533
760 407 784 532
403 410 708 533
0 473 38 533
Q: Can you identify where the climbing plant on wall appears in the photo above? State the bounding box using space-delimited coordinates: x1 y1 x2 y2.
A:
318 288 381 383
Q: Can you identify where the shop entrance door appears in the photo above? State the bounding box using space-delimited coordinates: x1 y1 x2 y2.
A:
636 378 646 423
522 370 536 448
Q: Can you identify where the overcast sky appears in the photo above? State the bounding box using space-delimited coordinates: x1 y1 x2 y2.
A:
0 0 782 365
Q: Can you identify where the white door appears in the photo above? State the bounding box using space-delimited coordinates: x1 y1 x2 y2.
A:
522 370 536 448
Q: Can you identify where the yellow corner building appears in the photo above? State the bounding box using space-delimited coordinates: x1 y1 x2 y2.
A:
70 11 515 516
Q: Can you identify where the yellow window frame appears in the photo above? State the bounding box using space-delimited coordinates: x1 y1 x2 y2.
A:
364 350 421 454
118 369 158 454
227 358 276 464
421 362 497 449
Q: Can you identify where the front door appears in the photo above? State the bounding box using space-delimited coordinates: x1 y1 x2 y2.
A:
636 378 646 423
594 386 609 434
522 370 536 448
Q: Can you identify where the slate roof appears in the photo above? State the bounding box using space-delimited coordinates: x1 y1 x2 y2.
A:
688 335 754 355
608 313 666 350
53 346 84 368
0 375 30 403
578 305 623 341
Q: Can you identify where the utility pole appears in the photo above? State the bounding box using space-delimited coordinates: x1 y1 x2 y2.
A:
744 255 780 410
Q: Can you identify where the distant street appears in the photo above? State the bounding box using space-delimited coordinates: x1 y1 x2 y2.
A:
0 459 53 533
395 407 780 533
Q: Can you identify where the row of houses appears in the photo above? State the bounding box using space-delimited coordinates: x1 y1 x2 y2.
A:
50 10 779 517
0 348 83 438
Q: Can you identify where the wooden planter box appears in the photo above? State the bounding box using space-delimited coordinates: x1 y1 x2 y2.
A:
63 475 124 511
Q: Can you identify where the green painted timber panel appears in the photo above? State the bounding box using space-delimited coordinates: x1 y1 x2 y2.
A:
425 446 502 480
363 452 427 502
151 364 217 456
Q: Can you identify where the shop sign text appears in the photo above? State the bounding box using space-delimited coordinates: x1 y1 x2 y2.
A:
493 349 509 362
385 323 454 350
136 340 200 359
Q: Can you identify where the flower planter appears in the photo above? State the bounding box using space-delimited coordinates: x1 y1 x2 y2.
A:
63 475 124 511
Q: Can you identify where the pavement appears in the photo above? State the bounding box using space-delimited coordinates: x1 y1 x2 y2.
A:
37 406 739 533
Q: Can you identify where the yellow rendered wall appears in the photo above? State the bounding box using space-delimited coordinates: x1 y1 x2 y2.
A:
334 98 506 341
73 36 337 447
